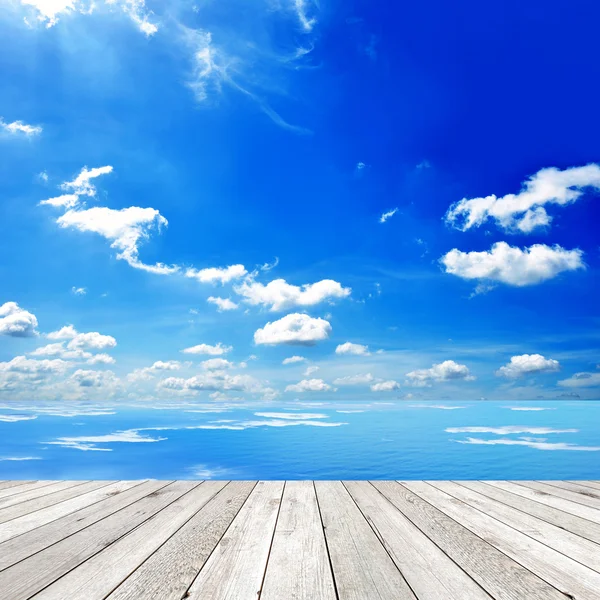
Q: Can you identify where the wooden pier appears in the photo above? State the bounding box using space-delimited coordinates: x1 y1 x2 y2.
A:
0 479 599 599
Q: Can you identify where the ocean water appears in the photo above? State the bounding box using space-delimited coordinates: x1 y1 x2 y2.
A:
1 400 599 480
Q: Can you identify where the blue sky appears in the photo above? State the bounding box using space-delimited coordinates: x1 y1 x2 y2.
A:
1 0 600 410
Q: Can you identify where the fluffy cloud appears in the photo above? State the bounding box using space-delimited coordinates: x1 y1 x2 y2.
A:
186 265 247 284
207 297 239 311
56 206 177 275
181 343 232 355
558 372 600 388
158 371 266 394
46 325 116 350
254 313 331 345
496 354 560 378
47 325 78 340
304 365 319 377
445 164 600 233
0 356 71 378
0 302 38 337
0 117 42 136
201 358 233 370
333 373 374 385
441 242 584 287
282 356 306 364
285 378 333 392
71 287 87 296
447 426 576 435
371 380 400 391
61 165 113 197
454 438 600 452
235 278 350 312
70 369 119 388
335 342 370 356
379 208 398 224
406 360 475 387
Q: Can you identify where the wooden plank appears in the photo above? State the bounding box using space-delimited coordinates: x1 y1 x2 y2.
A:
315 480 416 600
517 481 600 515
0 480 55 501
459 480 600 546
540 481 600 505
344 481 492 600
0 481 36 492
431 481 600 573
261 481 337 600
32 481 231 600
0 480 143 545
572 481 600 492
0 481 198 600
402 481 600 600
486 481 600 524
184 480 284 600
0 480 110 524
0 480 84 511
107 481 255 600
0 480 170 572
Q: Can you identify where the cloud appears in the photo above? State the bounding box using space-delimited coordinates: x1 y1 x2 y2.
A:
70 369 119 387
254 313 331 345
406 360 475 387
47 325 78 340
0 414 37 422
0 117 42 136
207 297 239 311
0 456 41 461
505 407 554 411
333 373 374 385
181 342 232 355
0 302 38 337
440 242 584 287
39 194 80 208
71 287 87 296
47 428 165 452
235 278 351 312
282 355 306 364
496 354 560 378
61 165 113 197
56 206 177 274
87 353 115 365
454 437 600 451
201 358 233 370
253 412 328 420
0 356 71 377
285 378 333 392
370 380 400 391
304 365 320 377
186 264 247 284
335 342 370 356
558 372 600 388
409 404 466 410
293 0 317 32
445 164 600 233
158 371 267 394
446 426 577 435
379 208 398 224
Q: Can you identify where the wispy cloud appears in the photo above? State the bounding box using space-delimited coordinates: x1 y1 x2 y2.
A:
0 117 42 136
379 208 398 224
454 437 600 451
446 426 577 435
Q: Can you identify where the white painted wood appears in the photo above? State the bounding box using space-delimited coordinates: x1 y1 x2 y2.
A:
0 481 35 492
539 481 600 506
0 481 55 501
402 480 600 600
572 481 600 492
107 481 255 600
261 481 337 600
345 481 492 600
315 480 416 600
185 480 284 600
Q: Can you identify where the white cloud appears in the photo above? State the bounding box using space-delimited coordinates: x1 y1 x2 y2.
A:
0 117 42 136
47 428 165 452
0 302 38 337
254 313 331 345
67 331 116 350
0 356 71 376
61 165 113 197
181 342 232 355
201 358 233 370
151 360 181 371
293 0 317 32
47 324 78 340
0 414 37 422
447 426 576 435
371 380 400 391
39 194 80 208
70 369 119 388
454 437 600 451
254 412 328 420
441 242 584 287
333 373 374 386
207 296 239 311
71 286 87 295
409 404 466 410
87 353 115 365
558 372 600 388
158 371 267 394
335 342 370 356
406 360 475 387
282 355 306 365
505 407 553 411
0 456 41 461
285 378 333 392
235 278 350 312
304 365 320 377
111 0 158 36
44 327 117 353
379 208 398 224
496 354 560 378
445 164 600 233
187 264 247 284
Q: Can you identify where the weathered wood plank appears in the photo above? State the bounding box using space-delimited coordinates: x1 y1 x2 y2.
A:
185 480 284 600
572 481 600 492
0 481 35 492
540 481 600 505
486 481 600 524
431 481 600 573
0 480 110 525
0 480 86 512
261 481 336 600
107 481 255 600
315 480 416 600
516 481 600 516
32 481 230 600
0 480 185 598
0 480 55 501
345 481 492 600
0 480 145 546
460 480 600 546
403 481 599 600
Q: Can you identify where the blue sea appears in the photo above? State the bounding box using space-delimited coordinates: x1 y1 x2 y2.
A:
1 400 599 480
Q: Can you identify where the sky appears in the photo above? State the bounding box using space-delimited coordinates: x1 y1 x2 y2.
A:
1 0 600 413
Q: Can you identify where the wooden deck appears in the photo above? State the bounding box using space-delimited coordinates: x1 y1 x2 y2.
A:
0 481 599 599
